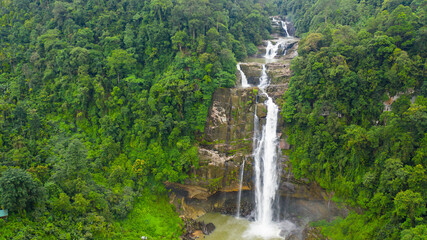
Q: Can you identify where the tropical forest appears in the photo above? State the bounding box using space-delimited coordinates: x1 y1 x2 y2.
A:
0 0 425 239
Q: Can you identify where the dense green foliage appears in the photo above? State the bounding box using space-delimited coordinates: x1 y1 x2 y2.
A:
280 0 426 238
0 0 274 238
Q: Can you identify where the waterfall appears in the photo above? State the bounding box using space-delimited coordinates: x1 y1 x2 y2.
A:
281 21 290 37
254 96 279 225
237 63 250 88
236 158 246 218
265 41 278 59
242 17 298 239
246 64 284 238
265 40 287 59
259 64 269 89
272 17 280 25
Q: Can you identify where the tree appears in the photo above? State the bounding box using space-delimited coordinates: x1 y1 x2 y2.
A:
401 224 427 240
171 30 188 53
206 27 220 54
394 190 424 227
107 49 137 84
151 0 173 23
0 168 44 213
53 139 90 193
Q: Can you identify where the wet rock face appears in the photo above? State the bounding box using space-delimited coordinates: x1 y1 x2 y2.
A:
267 61 292 85
178 87 257 195
169 189 255 221
278 180 327 201
203 87 257 153
214 197 254 218
286 22 296 37
256 103 267 118
239 63 262 85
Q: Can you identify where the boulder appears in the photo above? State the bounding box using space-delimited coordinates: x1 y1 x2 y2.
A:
203 223 216 235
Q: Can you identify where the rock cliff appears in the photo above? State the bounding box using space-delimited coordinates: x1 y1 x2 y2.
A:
168 18 344 225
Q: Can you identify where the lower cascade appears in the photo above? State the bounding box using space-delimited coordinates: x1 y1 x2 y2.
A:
254 65 279 226
245 65 296 239
240 16 298 239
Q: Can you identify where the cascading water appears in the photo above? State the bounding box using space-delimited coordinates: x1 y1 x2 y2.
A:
245 65 285 238
208 16 300 240
265 39 290 59
265 41 279 59
259 64 269 89
236 158 246 218
281 21 290 37
237 63 250 87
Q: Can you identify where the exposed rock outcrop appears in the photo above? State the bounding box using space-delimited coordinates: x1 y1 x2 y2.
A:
172 87 257 199
239 63 263 85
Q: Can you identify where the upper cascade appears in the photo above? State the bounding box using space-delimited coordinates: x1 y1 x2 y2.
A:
263 16 298 60
265 39 293 59
281 21 290 37
265 41 278 59
271 16 293 37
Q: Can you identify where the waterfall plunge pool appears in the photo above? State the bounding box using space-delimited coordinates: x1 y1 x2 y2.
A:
192 191 345 240
199 213 296 240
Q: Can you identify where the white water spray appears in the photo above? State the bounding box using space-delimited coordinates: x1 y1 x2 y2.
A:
259 64 269 89
245 64 293 238
265 41 278 59
254 65 280 224
237 63 250 88
265 40 289 59
255 96 279 225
